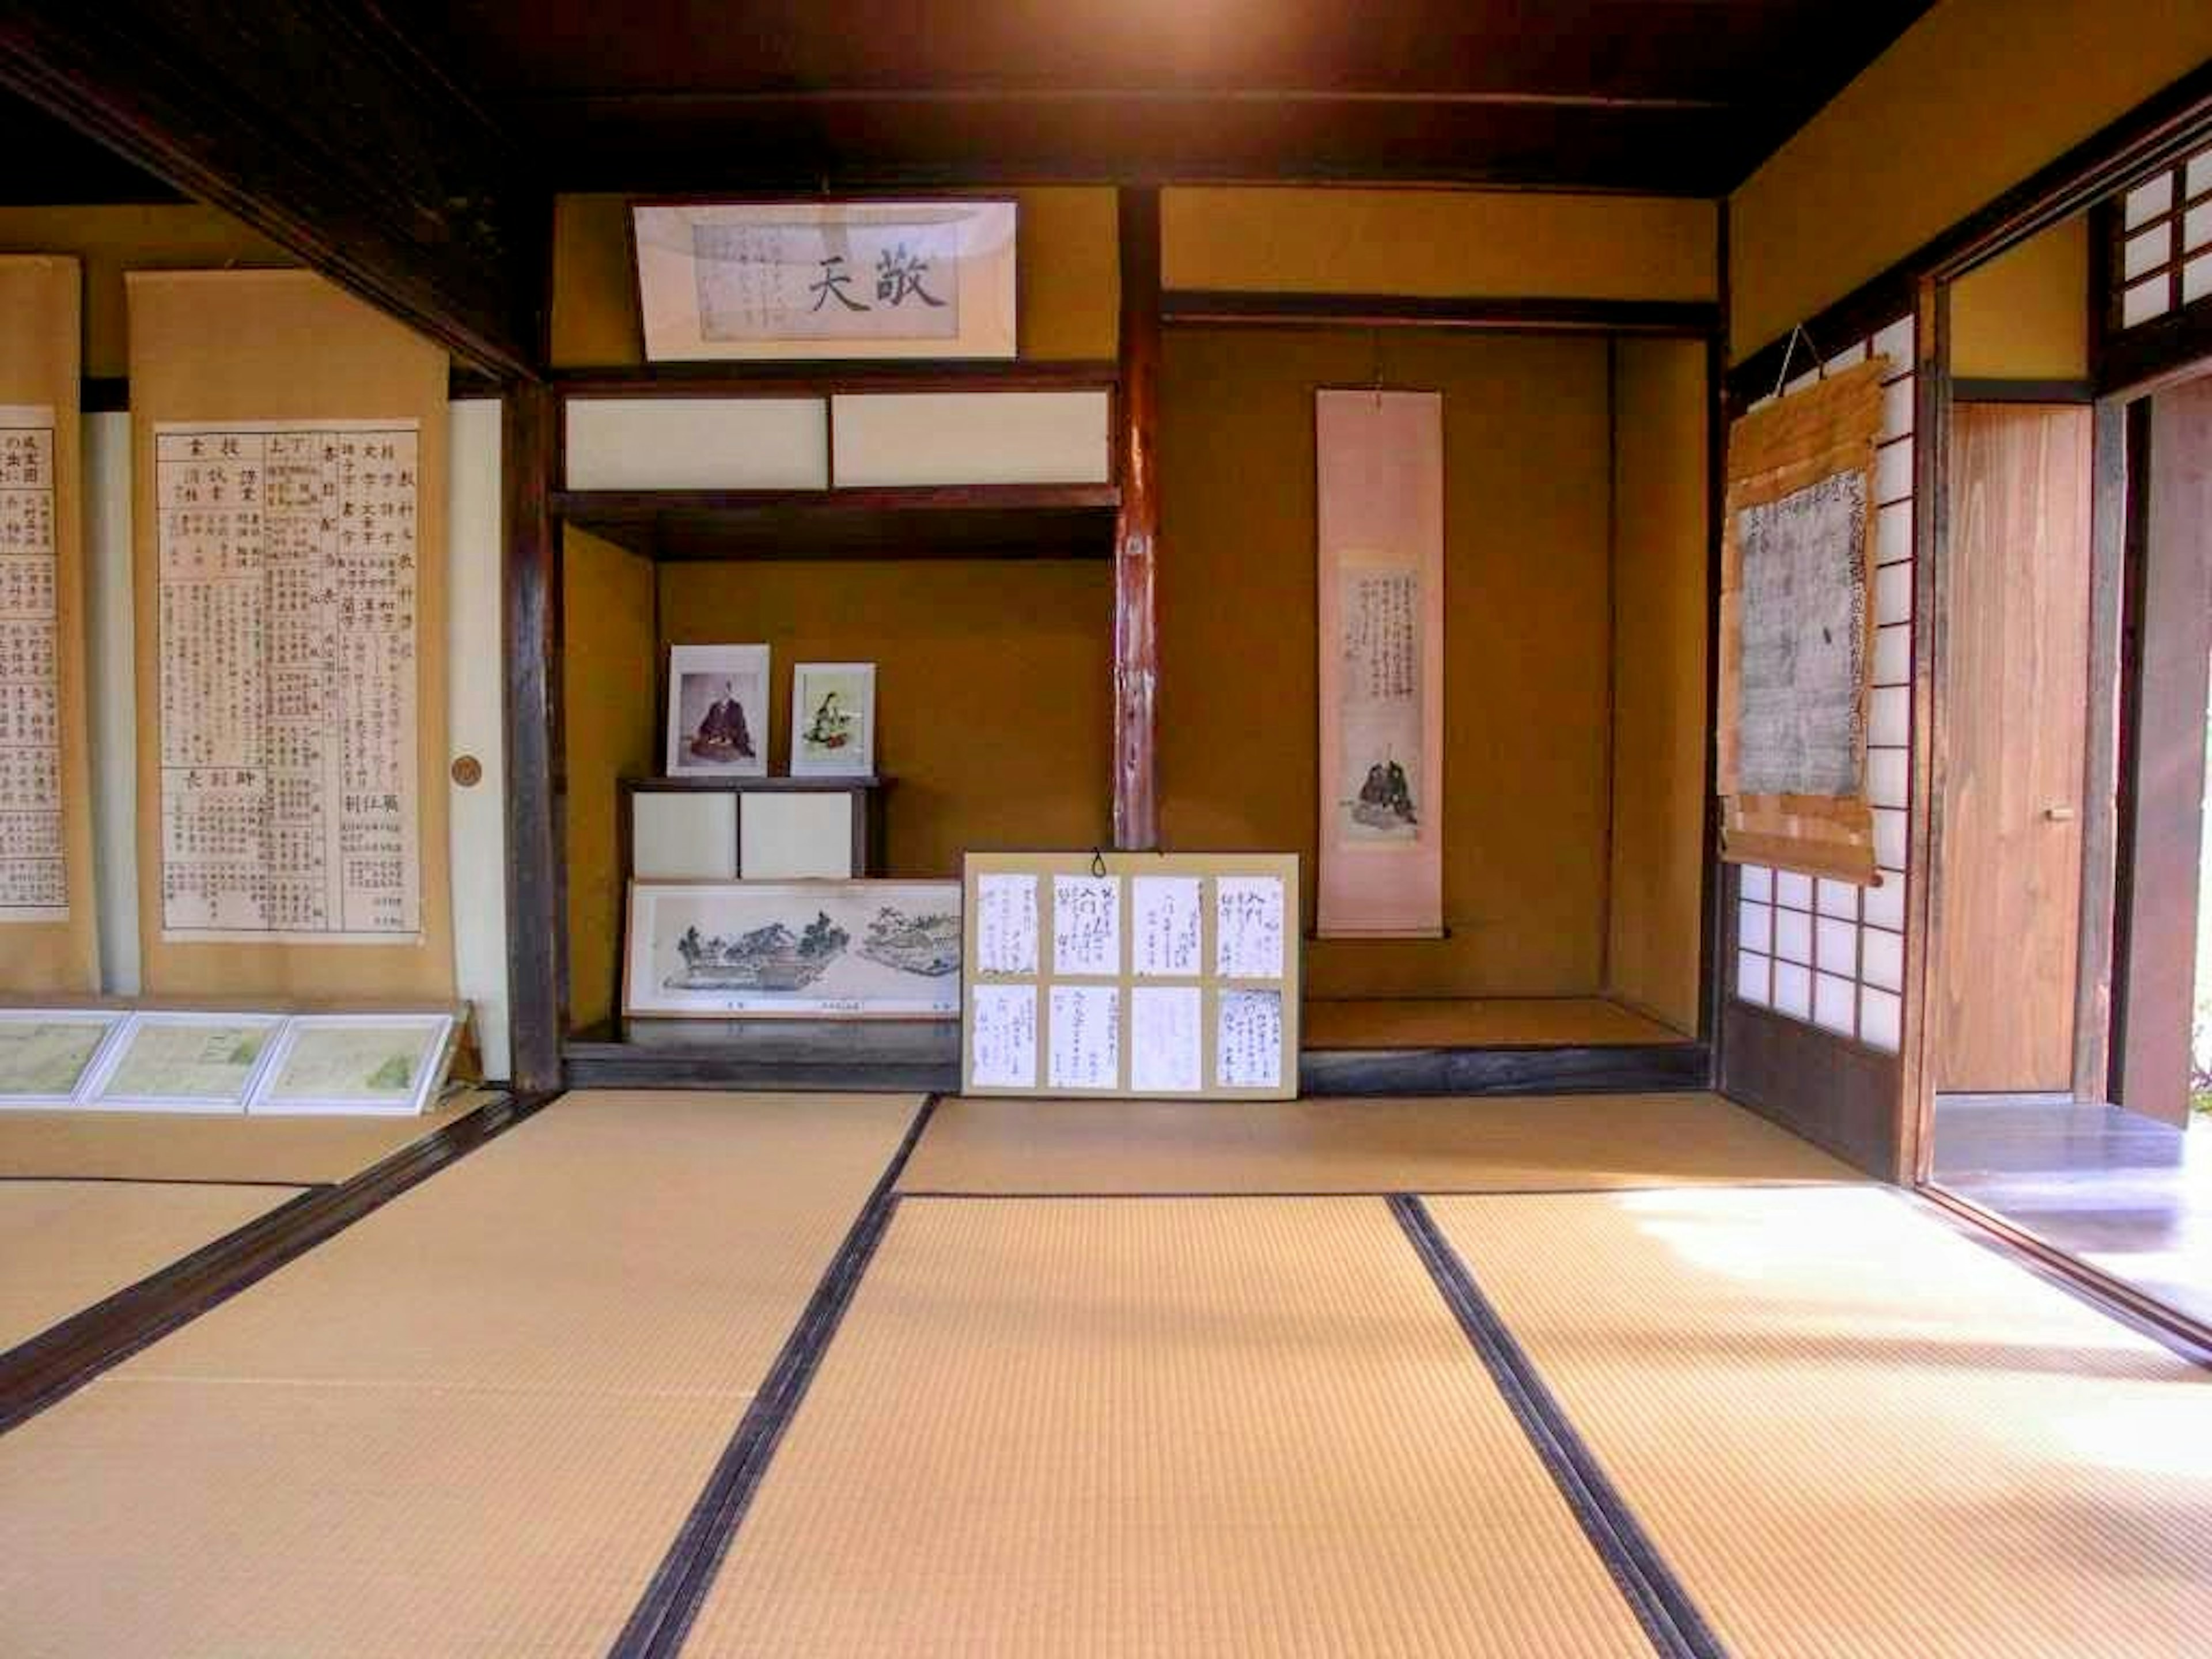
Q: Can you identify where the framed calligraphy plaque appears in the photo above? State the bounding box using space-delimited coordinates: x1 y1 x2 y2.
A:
632 199 1018 362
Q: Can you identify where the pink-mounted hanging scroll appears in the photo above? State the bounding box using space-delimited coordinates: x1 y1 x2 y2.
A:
1315 389 1445 938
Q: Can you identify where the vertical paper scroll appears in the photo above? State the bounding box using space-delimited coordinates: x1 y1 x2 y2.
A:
129 270 452 999
0 257 97 991
1316 389 1445 937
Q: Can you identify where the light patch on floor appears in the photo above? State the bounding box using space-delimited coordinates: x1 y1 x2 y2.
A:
1426 1185 2212 1658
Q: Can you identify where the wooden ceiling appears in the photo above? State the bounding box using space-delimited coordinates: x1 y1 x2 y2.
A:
413 0 1937 194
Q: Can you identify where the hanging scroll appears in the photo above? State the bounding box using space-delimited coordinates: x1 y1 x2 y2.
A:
1316 389 1445 937
1717 357 1889 883
0 257 96 991
961 851 1300 1101
129 271 452 1000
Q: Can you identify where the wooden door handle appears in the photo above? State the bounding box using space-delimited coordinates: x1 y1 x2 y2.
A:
2043 804 2076 822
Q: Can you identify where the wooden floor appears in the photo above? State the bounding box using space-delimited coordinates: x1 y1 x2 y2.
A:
1931 1093 2212 1330
2 1088 2207 1657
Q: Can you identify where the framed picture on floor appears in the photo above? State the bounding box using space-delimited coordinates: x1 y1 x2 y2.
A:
790 662 876 777
0 1009 130 1108
666 644 770 778
79 1011 287 1113
246 1012 460 1117
624 880 960 1018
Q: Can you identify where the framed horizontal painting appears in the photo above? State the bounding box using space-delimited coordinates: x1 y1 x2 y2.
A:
666 643 770 778
631 198 1018 362
79 1011 287 1113
790 662 877 778
247 1012 459 1117
0 1009 129 1108
624 880 960 1019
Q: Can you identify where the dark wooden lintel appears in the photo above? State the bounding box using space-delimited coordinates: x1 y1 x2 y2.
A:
1952 377 2096 404
554 359 1118 396
1165 289 1721 336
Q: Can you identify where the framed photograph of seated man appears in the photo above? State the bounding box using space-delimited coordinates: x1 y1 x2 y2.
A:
631 199 1018 362
666 644 770 779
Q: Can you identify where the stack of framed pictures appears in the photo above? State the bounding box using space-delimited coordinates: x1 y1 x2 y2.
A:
0 1007 462 1116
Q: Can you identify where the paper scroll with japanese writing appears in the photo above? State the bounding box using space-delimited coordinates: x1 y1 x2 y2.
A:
0 407 63 923
154 421 423 942
1718 359 1888 882
1316 390 1445 937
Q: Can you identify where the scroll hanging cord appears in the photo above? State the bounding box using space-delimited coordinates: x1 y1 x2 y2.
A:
1090 847 1108 879
1770 321 1825 402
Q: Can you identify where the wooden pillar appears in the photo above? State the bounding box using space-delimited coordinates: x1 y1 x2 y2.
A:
503 383 566 1090
1112 185 1162 851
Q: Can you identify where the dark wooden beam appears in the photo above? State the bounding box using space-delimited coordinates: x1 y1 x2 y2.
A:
1165 291 1721 337
1112 185 1162 852
505 385 565 1091
1952 377 2096 404
0 2 544 378
551 359 1118 395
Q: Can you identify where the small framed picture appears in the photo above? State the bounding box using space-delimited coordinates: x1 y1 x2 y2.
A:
79 1011 287 1113
667 644 770 778
247 1012 459 1117
790 662 877 777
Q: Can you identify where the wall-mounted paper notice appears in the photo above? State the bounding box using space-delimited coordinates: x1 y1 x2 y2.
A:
1130 984 1202 1093
1217 989 1283 1090
1048 983 1120 1090
1131 875 1201 977
968 982 1037 1089
0 406 65 922
1052 874 1120 976
1215 877 1286 980
975 873 1039 975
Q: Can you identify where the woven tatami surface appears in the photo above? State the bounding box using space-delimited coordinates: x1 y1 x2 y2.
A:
0 1090 921 1657
0 1091 495 1185
683 1196 1656 1658
1427 1185 2212 1658
0 1179 297 1353
901 1090 1855 1195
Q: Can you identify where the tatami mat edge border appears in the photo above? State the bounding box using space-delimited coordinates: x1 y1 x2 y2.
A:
0 1088 557 1435
612 1093 941 1659
1389 1195 1730 1659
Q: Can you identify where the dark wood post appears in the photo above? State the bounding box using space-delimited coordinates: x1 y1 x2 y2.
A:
1113 185 1162 851
504 383 566 1090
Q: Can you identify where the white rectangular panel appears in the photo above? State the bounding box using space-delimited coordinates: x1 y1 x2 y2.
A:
740 793 854 879
831 391 1111 487
565 397 828 490
634 792 739 880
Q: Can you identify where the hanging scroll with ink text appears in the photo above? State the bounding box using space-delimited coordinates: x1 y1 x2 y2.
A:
0 256 97 992
1316 389 1445 937
1717 358 1889 883
128 270 452 1001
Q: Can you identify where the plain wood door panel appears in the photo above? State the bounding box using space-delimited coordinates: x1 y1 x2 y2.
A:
2119 378 2212 1127
1937 403 2093 1093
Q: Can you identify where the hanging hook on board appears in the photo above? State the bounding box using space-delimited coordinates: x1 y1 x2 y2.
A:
1770 321 1825 403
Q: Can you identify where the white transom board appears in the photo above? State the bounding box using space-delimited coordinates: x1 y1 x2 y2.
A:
960 851 1301 1100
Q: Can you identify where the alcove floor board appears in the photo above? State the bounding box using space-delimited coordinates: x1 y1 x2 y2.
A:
1302 996 1688 1050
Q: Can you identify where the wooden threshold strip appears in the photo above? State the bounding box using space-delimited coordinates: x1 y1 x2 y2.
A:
0 1089 558 1436
1915 1183 2212 1369
612 1094 940 1659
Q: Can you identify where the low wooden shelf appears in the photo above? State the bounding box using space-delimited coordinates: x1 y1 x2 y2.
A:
556 484 1120 563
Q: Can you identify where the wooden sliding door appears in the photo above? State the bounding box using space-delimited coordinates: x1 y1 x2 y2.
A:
1936 403 2094 1094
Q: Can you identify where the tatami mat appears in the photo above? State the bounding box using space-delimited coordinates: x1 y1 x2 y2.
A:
0 1180 298 1354
0 1089 922 1657
0 1090 494 1185
684 1196 1657 1657
1304 996 1688 1049
902 1090 1857 1194
1426 1187 2212 1658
